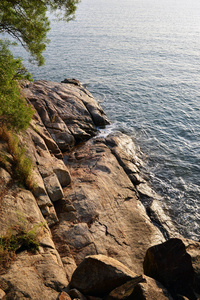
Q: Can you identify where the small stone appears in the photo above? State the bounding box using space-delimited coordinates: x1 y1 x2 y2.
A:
0 167 12 185
59 291 72 300
68 288 87 300
130 276 173 300
37 195 52 207
45 206 59 227
53 166 71 187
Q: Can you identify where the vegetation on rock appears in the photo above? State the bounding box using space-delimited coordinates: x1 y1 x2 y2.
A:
0 40 34 132
0 1 80 189
0 126 34 189
0 0 80 129
0 222 42 273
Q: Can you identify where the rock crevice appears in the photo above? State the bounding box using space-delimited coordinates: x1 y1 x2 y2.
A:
0 80 199 300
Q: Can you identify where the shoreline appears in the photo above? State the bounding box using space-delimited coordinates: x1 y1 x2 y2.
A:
0 79 199 299
96 104 199 242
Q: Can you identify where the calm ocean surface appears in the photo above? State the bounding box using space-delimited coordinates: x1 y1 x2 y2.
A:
15 0 200 240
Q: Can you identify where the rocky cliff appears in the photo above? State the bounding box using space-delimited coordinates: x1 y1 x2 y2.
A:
0 80 199 299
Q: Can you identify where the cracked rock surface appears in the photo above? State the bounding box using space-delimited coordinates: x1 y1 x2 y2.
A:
24 80 109 151
0 80 199 299
52 136 165 276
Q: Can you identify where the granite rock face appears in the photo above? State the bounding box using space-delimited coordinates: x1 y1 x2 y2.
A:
24 80 109 151
0 172 67 299
52 135 165 276
0 80 199 299
104 132 179 239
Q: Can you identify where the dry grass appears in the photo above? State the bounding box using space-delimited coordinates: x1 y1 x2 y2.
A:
0 126 34 190
0 223 41 273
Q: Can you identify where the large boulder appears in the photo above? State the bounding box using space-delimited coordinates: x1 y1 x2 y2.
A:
143 238 197 299
70 255 142 296
0 250 68 299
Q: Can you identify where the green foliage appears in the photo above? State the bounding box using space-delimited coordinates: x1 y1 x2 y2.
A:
0 0 81 66
0 223 41 272
0 40 34 131
48 0 81 21
8 134 34 189
0 1 80 190
0 127 34 190
0 0 80 131
0 0 49 66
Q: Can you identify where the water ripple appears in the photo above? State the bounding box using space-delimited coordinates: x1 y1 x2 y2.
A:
12 0 200 241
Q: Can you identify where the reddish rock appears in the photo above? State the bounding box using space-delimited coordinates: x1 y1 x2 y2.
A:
59 291 72 300
24 80 109 150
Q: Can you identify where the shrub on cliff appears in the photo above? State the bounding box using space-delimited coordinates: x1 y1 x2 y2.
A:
0 0 81 128
0 1 81 189
0 40 33 131
0 222 42 273
0 126 34 190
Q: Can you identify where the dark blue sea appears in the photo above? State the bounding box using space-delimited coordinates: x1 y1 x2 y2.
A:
14 0 200 240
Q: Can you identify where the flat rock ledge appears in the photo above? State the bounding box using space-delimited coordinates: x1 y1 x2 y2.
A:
0 80 199 299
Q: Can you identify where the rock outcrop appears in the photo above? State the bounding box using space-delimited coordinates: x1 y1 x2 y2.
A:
0 80 199 299
0 171 67 299
24 80 109 151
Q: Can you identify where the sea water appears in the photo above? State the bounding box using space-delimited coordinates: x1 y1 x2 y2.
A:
13 0 200 240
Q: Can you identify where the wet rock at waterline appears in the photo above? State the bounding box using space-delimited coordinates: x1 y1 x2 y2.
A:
0 79 198 299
